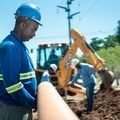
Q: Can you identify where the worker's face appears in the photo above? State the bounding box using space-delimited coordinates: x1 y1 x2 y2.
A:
21 19 39 41
49 69 55 75
76 63 81 69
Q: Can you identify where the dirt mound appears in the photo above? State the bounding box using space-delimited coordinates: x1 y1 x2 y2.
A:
68 89 120 120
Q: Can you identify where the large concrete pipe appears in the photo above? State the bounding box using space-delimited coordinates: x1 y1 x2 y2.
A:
37 82 79 120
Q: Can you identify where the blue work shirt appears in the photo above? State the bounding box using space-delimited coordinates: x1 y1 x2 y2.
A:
0 31 37 109
72 63 96 87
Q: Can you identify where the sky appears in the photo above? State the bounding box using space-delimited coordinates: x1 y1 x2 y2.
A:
0 0 120 67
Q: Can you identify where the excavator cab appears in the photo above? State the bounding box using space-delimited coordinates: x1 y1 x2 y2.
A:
36 42 68 84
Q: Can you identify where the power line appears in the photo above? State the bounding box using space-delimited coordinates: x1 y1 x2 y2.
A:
75 0 100 28
80 0 100 20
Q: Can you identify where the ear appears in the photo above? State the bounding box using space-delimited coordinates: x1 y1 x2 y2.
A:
20 22 25 30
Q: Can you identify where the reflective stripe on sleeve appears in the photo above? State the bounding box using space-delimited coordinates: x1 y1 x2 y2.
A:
0 74 3 80
0 71 35 81
20 71 35 80
6 82 23 93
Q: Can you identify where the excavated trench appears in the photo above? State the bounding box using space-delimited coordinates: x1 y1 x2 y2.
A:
68 88 120 120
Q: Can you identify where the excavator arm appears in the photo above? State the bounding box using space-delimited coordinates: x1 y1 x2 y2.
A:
57 37 86 95
57 40 77 88
70 29 105 71
70 29 114 89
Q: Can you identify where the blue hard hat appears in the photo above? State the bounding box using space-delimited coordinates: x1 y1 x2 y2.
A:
15 3 42 26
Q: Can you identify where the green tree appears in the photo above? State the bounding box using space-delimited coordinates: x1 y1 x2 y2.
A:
103 35 116 49
116 20 120 44
98 46 120 79
90 37 104 51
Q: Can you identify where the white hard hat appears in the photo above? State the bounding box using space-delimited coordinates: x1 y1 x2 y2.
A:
49 64 57 72
71 58 79 68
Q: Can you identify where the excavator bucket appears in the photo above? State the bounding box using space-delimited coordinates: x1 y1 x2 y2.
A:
70 29 115 89
98 70 115 90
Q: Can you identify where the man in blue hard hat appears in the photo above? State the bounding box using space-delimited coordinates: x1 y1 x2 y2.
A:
0 3 42 120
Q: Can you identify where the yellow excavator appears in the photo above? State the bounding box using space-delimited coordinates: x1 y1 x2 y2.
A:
57 29 115 94
36 29 115 95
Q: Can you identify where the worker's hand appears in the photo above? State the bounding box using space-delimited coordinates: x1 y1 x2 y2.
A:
67 81 72 85
33 107 37 113
67 81 74 87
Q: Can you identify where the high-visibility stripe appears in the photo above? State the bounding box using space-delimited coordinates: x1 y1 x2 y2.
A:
20 71 35 80
6 82 23 93
0 71 35 81
0 74 3 80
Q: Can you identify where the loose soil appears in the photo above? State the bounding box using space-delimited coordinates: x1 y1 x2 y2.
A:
68 88 120 120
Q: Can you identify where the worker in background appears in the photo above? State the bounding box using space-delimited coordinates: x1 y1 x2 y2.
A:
41 64 57 83
69 58 96 113
48 48 59 66
0 3 42 120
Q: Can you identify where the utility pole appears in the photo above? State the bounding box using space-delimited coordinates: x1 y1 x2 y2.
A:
57 0 80 45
